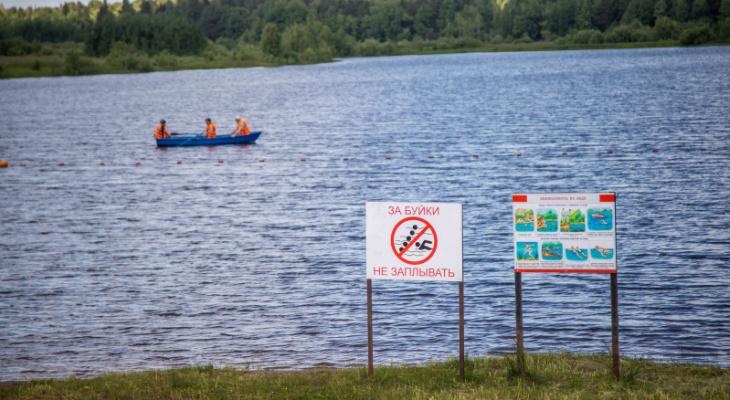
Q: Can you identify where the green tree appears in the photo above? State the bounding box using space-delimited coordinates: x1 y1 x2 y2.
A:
438 0 457 32
654 0 668 18
414 2 438 38
721 0 730 18
576 0 593 29
261 22 281 57
140 1 153 15
674 0 692 21
455 5 484 38
546 0 578 36
691 0 711 19
622 0 656 25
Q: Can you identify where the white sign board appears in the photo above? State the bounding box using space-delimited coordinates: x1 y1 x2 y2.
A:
512 193 616 273
366 202 462 282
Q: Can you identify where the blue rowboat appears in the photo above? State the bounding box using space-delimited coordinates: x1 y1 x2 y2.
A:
156 131 262 147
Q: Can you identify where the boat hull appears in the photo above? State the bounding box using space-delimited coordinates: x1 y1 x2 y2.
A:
156 131 262 147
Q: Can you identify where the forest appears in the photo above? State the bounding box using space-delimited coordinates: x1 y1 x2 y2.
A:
1 0 729 76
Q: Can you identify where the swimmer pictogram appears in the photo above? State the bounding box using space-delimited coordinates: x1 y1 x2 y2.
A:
390 217 438 265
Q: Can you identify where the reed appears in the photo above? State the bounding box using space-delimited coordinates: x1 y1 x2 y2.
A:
2 353 728 399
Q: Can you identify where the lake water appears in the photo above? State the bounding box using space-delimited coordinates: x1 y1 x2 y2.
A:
1 46 730 381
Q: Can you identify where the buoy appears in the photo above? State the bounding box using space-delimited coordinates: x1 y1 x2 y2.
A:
259 159 265 162
0 160 8 168
652 149 658 153
19 163 25 167
300 158 306 162
135 162 141 165
343 157 349 161
562 152 567 155
58 163 65 166
218 160 224 163
473 155 478 158
428 155 435 159
177 161 182 164
516 153 522 157
700 148 706 151
99 162 105 166
385 156 391 160
607 150 613 154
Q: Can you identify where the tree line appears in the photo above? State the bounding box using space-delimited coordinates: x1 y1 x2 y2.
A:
1 0 729 60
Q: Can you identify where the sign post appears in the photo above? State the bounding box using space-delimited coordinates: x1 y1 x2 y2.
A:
512 193 619 378
366 202 464 380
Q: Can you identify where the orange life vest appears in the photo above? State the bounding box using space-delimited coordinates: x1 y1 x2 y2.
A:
206 123 217 138
238 119 251 135
155 123 168 139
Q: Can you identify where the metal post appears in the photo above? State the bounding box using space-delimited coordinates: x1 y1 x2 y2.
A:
515 272 524 377
367 278 374 377
459 281 465 382
611 272 620 379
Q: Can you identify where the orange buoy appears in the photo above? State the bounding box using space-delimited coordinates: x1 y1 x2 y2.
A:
19 163 25 167
58 163 65 166
428 155 435 159
300 158 306 162
135 162 141 165
177 161 182 164
99 162 105 166
516 153 522 157
473 155 478 158
385 156 391 160
343 157 349 161
0 160 8 168
652 149 658 153
259 159 265 162
562 152 567 155
607 150 613 154
700 148 706 151
218 160 224 163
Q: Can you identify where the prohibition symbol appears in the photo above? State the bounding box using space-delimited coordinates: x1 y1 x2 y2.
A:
390 217 438 265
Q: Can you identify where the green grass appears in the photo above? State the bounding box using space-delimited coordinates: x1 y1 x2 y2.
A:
3 40 729 80
2 353 728 399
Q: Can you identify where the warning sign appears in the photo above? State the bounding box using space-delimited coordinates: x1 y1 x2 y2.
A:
367 202 462 282
391 217 438 265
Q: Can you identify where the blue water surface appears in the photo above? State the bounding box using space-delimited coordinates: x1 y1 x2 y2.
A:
1 46 730 380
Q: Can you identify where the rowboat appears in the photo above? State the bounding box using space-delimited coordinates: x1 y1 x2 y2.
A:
156 131 262 147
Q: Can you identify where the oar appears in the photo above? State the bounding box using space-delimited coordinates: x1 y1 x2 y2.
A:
179 133 204 146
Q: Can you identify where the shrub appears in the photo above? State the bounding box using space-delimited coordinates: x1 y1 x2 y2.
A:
514 33 533 44
679 24 714 45
154 50 178 68
63 49 98 75
654 16 679 40
605 21 652 42
358 39 381 57
570 29 603 44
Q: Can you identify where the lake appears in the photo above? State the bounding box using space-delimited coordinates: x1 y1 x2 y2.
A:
1 46 729 381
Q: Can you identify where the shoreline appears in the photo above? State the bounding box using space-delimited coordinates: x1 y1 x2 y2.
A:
2 353 728 399
2 41 728 80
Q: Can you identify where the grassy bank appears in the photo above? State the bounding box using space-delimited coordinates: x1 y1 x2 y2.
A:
2 39 728 80
2 353 728 399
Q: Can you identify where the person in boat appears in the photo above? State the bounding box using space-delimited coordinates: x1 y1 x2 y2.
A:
205 118 217 138
155 119 169 139
230 116 251 137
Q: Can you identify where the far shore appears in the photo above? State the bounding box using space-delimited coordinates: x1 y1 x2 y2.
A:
2 40 727 80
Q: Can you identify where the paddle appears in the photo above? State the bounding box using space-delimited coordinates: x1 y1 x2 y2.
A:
179 133 205 146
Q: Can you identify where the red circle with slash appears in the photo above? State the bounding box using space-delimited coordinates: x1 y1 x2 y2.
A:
390 217 438 265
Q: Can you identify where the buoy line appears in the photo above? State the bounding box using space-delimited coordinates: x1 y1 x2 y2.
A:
0 148 726 169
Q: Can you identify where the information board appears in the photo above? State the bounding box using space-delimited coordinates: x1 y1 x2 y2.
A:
512 193 616 273
366 202 462 281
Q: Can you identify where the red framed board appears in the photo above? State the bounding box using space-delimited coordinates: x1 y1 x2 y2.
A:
512 193 616 273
